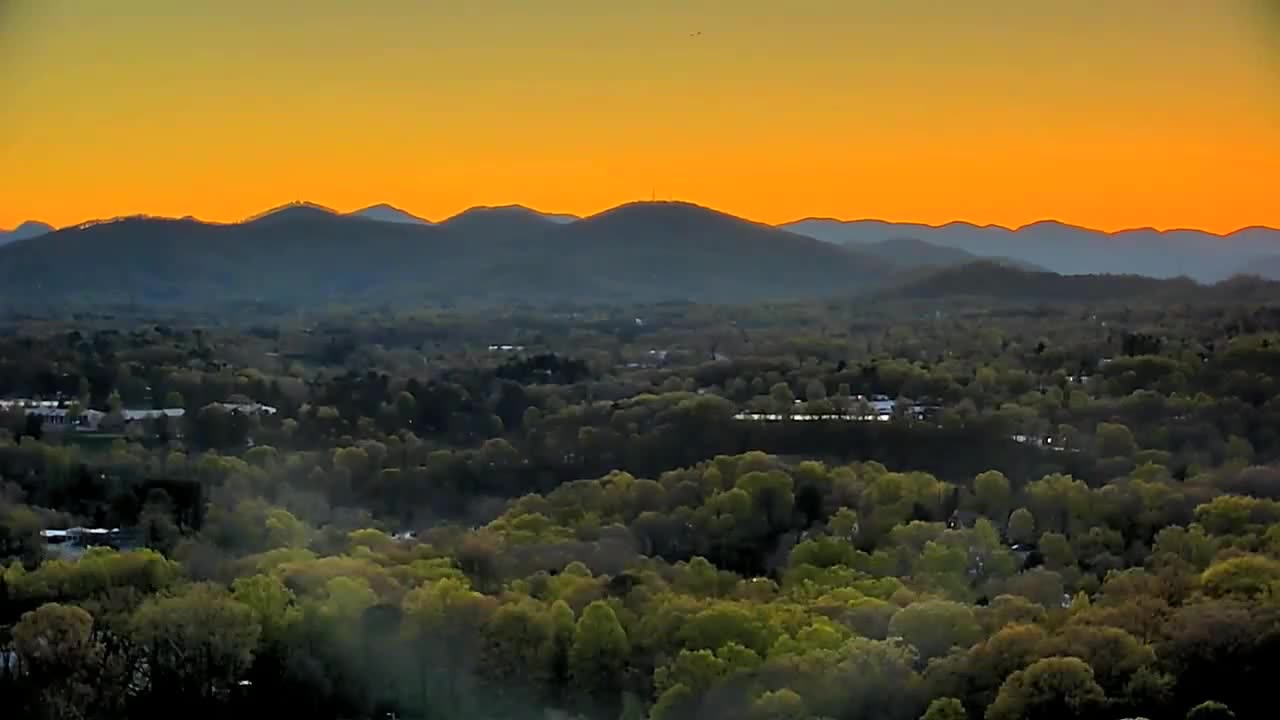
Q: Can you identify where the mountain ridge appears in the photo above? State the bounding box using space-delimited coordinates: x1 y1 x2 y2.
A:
7 199 1277 283
0 201 894 308
780 217 1280 281
780 216 1278 238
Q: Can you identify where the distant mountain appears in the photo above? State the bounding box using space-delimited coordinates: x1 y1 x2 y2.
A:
537 211 580 224
885 260 1204 303
243 201 339 225
539 202 894 302
348 204 432 225
438 205 561 237
857 236 1045 272
781 218 1280 282
860 236 978 267
0 201 892 308
0 221 54 246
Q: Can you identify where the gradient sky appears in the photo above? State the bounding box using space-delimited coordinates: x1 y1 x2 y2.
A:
2 0 1277 233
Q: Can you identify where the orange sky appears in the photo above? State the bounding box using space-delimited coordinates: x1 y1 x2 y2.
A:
2 0 1277 233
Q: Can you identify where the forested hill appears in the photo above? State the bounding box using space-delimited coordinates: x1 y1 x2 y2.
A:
0 202 894 308
883 261 1216 303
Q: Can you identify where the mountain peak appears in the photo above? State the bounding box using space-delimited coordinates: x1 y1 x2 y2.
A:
242 201 338 224
349 204 432 225
585 200 742 224
0 220 55 246
440 204 579 229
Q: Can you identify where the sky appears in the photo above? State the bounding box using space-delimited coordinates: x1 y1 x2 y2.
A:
1 0 1277 233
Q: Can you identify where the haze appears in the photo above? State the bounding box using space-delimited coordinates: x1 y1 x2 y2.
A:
2 0 1277 234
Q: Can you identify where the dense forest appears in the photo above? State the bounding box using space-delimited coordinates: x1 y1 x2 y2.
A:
5 289 1280 720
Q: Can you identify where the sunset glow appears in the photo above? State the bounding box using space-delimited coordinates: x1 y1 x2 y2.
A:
2 0 1277 233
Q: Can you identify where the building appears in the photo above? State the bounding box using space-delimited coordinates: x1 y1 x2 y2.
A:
40 526 141 558
2 398 185 434
733 396 930 424
214 402 278 416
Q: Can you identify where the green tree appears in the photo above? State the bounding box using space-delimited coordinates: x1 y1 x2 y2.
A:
750 689 809 720
888 600 982 663
986 656 1107 720
13 603 104 719
651 683 696 720
1096 422 1137 458
921 697 966 720
1224 436 1254 465
482 598 555 691
130 584 261 705
231 573 299 643
770 383 796 413
1008 508 1036 545
570 600 630 699
1039 532 1075 570
1200 554 1280 599
974 471 1012 520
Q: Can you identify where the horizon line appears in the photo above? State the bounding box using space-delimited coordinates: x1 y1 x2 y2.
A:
5 199 1278 238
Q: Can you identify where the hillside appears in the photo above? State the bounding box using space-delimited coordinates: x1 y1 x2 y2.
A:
782 218 1280 282
543 202 894 302
856 236 1044 272
0 201 892 308
884 260 1206 303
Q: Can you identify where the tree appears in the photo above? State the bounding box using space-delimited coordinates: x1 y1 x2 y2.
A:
736 470 796 532
401 577 496 715
1224 436 1253 465
129 584 261 706
679 604 770 656
1096 423 1137 459
231 573 298 643
1008 508 1036 545
1200 554 1280 599
13 603 104 719
654 649 727 695
138 488 181 554
569 600 630 700
750 688 809 720
770 383 796 413
1038 532 1075 570
1187 701 1236 720
974 471 1012 520
651 683 697 720
921 697 966 720
986 656 1107 720
888 600 982 663
482 599 555 691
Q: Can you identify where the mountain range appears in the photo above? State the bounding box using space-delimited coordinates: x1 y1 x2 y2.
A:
2 201 1276 310
780 218 1279 281
0 202 889 308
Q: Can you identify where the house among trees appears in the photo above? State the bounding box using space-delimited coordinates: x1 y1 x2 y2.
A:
40 526 141 559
